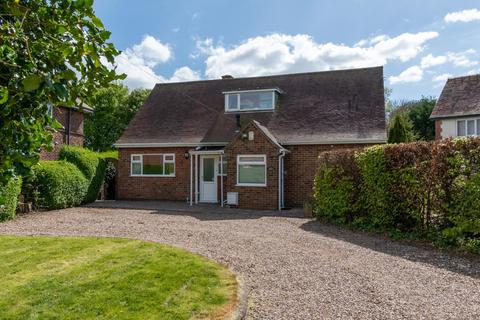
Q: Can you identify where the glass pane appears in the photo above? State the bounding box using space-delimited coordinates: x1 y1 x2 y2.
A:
203 158 215 182
218 161 227 175
132 155 141 162
239 156 264 162
164 162 175 175
131 162 142 175
477 119 480 136
164 154 174 161
227 94 238 110
238 164 266 184
239 91 273 110
457 121 466 136
142 155 164 175
467 120 475 135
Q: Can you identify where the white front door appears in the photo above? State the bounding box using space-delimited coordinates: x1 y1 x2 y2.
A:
200 156 217 203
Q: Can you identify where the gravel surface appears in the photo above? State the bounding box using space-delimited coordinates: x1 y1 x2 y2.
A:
1 207 479 319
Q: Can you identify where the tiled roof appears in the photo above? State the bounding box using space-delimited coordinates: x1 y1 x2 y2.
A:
431 74 480 119
116 66 386 146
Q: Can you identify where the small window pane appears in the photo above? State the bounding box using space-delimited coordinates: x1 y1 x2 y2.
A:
457 120 466 136
467 120 475 135
203 158 215 182
219 160 227 175
143 155 164 175
477 119 480 136
164 155 174 161
164 162 175 175
132 155 141 162
131 162 142 175
227 94 238 110
239 156 264 162
239 92 273 110
239 164 266 184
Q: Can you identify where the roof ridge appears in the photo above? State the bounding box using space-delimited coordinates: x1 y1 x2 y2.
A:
153 66 384 87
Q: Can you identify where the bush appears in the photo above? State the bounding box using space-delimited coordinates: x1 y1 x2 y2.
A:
32 161 88 209
313 137 480 253
0 177 22 221
59 146 107 203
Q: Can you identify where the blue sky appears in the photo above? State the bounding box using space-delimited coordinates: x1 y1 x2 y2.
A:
93 0 480 101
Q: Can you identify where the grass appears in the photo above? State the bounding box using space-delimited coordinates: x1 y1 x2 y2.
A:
0 236 237 320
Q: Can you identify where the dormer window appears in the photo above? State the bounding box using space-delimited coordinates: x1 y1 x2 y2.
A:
224 89 280 112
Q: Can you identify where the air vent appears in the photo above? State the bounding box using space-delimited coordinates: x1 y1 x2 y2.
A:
227 192 238 205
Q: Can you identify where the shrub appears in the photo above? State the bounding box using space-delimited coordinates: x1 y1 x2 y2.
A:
32 161 88 209
0 177 22 221
59 146 107 203
312 137 480 253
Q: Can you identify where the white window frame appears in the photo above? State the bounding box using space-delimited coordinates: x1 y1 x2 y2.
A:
218 159 227 176
457 118 480 137
236 154 267 187
47 104 54 118
130 153 176 177
224 89 277 112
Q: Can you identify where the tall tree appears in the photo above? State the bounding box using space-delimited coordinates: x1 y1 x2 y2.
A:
388 97 436 141
0 0 123 183
84 85 150 151
388 112 416 144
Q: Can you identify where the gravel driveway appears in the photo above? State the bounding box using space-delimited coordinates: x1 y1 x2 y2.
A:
1 206 479 319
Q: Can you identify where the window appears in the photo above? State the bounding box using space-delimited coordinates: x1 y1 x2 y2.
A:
237 155 266 186
457 118 480 137
130 154 175 176
47 104 53 118
218 159 227 176
224 90 277 112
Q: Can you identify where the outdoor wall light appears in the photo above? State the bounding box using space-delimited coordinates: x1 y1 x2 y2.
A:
184 151 190 159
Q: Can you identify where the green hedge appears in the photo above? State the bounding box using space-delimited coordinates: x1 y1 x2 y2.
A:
0 177 22 221
32 161 88 209
59 146 108 203
313 137 480 253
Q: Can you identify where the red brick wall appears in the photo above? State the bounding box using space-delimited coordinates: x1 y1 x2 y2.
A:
117 147 191 201
435 120 443 140
40 106 85 160
284 144 372 207
224 124 280 210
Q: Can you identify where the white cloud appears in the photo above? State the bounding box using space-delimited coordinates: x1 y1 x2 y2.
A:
432 73 453 83
447 50 478 67
389 66 423 84
168 66 201 82
420 54 447 68
109 36 200 88
444 8 480 23
196 32 438 79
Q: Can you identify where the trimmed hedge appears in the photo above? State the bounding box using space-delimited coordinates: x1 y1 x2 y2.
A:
59 146 107 203
0 177 22 221
314 137 480 253
32 161 88 209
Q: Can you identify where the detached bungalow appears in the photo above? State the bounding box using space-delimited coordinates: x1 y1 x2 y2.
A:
114 67 386 210
431 74 480 139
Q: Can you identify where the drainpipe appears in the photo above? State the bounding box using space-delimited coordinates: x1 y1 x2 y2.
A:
278 149 286 211
220 153 224 207
189 152 193 206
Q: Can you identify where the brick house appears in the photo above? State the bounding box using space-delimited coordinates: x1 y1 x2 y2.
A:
40 104 93 160
431 74 480 140
115 67 386 210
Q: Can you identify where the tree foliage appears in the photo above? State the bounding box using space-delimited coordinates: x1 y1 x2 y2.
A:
0 0 123 183
84 84 150 151
388 97 436 141
388 112 416 143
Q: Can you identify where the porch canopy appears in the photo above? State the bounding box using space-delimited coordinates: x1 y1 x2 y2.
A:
188 146 225 206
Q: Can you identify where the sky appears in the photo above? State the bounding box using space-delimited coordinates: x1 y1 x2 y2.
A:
93 0 480 101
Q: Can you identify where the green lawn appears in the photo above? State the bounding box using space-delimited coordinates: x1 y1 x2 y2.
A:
0 236 237 320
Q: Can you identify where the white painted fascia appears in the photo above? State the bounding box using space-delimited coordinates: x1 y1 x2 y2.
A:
281 139 387 145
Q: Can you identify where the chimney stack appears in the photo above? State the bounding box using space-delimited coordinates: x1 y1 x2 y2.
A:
221 74 234 80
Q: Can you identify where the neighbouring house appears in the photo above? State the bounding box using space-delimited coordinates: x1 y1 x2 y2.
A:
114 67 386 210
40 104 93 160
431 74 480 140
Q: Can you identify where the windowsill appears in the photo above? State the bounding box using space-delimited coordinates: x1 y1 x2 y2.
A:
224 109 274 113
235 183 267 187
130 175 176 177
